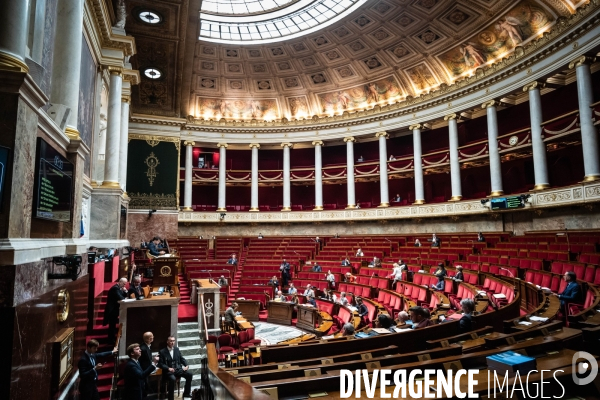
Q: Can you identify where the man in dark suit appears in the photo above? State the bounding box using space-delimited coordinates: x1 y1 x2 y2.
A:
78 340 117 400
139 332 155 396
159 336 193 399
558 271 581 308
148 237 165 256
103 277 128 344
124 343 157 400
227 254 238 265
280 258 291 287
128 275 144 299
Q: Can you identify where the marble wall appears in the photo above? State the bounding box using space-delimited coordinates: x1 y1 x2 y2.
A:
5 276 89 400
127 212 179 246
177 205 600 238
90 191 123 240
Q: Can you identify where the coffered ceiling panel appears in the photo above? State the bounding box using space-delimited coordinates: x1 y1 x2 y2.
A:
125 0 581 121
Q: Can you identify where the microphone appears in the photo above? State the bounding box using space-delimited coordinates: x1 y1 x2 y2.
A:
385 238 391 243
499 267 518 280
208 270 213 283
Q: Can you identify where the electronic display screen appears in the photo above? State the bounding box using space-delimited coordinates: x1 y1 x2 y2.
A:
32 138 73 222
490 196 526 210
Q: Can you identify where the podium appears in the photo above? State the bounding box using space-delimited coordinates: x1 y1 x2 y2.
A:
195 279 222 336
296 305 318 332
118 294 179 356
267 301 294 325
152 256 179 286
235 300 260 321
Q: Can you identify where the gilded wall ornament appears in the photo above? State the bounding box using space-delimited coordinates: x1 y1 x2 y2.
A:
57 289 70 322
145 152 160 186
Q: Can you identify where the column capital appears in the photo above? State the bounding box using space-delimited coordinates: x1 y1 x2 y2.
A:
312 140 324 146
375 131 389 139
106 66 124 77
217 143 228 148
481 100 498 109
523 81 545 92
183 141 195 147
569 56 596 69
409 124 422 131
281 142 294 149
121 95 131 104
249 143 261 149
444 113 457 121
343 137 356 143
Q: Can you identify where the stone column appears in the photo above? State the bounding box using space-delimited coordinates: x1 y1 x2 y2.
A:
445 113 462 201
0 0 29 72
281 143 293 211
101 68 123 188
411 124 425 204
119 95 130 192
344 137 356 209
570 56 600 182
523 81 549 190
313 141 324 210
49 0 85 139
216 143 227 212
376 132 390 207
482 100 504 196
249 143 260 212
182 141 195 211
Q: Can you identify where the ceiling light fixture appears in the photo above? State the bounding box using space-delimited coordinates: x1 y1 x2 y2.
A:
139 11 162 24
144 68 162 79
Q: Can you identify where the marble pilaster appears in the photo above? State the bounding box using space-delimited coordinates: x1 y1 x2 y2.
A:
101 68 123 188
119 96 130 192
524 81 549 190
217 143 227 212
89 189 123 240
281 143 293 211
183 141 195 211
344 137 356 209
0 0 29 73
249 143 260 211
376 132 389 207
411 124 425 205
313 141 324 210
483 101 504 196
446 113 462 201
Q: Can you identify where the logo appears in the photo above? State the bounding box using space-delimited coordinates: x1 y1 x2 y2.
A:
54 156 64 170
204 299 214 318
572 351 598 385
159 265 172 277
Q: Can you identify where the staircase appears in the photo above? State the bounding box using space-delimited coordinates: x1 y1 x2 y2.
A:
228 248 246 304
176 322 204 392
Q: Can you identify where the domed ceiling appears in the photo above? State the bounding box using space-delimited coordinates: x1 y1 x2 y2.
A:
125 0 581 122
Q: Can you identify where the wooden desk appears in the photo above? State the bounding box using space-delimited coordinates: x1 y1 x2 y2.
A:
152 256 179 286
236 300 261 321
296 305 319 332
118 296 179 356
267 301 294 325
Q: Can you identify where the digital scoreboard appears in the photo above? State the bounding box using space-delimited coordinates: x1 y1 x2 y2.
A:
33 138 73 222
490 195 526 210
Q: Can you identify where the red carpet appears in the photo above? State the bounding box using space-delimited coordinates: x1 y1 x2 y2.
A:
178 303 198 322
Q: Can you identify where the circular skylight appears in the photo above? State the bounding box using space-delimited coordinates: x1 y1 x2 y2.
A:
201 0 299 16
139 11 162 24
200 0 368 44
144 68 162 79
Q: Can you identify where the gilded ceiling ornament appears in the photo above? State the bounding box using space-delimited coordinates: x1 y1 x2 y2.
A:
145 152 160 186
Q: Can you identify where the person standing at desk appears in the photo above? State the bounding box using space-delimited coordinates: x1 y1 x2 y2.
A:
103 277 128 344
341 257 351 267
78 340 117 400
279 258 291 287
227 254 238 265
218 275 228 286
159 336 193 399
124 343 158 400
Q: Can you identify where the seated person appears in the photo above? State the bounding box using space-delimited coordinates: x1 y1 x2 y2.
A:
431 234 441 248
224 302 239 330
268 276 279 287
357 155 364 162
148 237 166 256
287 283 297 295
311 263 322 272
315 236 321 243
395 311 411 325
431 263 447 291
218 275 228 286
341 322 355 336
326 270 336 287
414 239 422 247
376 314 395 332
409 306 434 329
158 336 193 399
302 284 314 298
389 263 404 285
389 155 397 161
274 291 287 302
356 298 368 318
355 248 364 257
227 254 238 265
258 233 263 239
477 232 485 242
321 289 333 301
393 193 401 202
337 291 349 306
306 295 317 307
368 257 381 268
341 257 351 267
453 266 464 281
557 271 581 308
459 298 476 333
128 274 144 299
345 272 356 283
